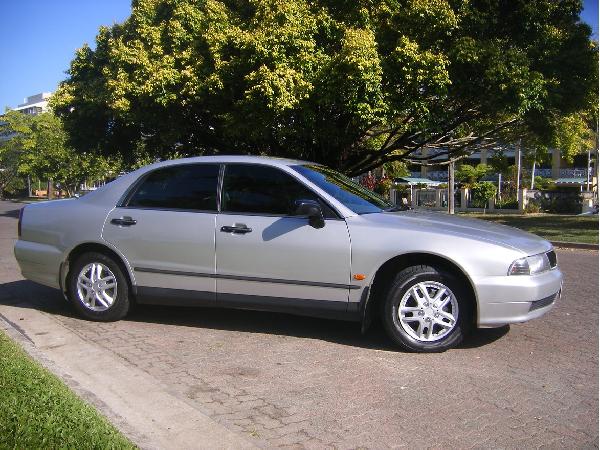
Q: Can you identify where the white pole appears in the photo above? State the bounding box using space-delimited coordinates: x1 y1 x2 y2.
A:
516 140 522 196
530 160 536 190
587 147 591 192
448 161 455 215
498 173 502 202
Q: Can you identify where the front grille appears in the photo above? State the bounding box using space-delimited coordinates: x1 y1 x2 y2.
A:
546 250 557 268
529 292 558 311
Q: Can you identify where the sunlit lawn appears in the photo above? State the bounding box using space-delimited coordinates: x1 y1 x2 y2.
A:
466 213 598 244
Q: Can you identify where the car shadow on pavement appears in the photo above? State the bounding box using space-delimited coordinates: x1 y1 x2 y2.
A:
0 207 22 218
0 280 509 352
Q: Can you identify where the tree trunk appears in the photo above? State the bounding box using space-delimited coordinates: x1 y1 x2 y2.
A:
47 179 54 200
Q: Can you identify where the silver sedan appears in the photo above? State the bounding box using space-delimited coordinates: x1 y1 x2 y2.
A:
14 156 563 352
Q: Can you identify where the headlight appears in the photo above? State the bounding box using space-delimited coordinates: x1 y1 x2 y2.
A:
508 253 552 275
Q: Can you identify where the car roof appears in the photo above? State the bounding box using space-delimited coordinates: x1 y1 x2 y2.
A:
148 155 314 168
79 154 358 217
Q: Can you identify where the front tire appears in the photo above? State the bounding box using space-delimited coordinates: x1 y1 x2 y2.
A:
382 265 472 352
68 252 130 321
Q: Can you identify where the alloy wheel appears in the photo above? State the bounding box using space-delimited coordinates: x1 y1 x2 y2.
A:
76 262 118 312
398 281 459 342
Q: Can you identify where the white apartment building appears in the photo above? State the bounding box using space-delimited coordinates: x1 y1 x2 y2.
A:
11 92 52 115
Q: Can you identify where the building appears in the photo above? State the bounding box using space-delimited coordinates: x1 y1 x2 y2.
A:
1 92 53 143
412 145 597 193
11 92 52 115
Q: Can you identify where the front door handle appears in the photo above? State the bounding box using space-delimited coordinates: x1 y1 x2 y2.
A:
111 217 137 227
220 224 252 234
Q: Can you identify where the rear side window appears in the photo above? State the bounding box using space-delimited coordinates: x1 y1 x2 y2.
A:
221 164 335 217
127 164 219 211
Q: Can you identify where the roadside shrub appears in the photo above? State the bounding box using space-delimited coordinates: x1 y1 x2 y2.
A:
525 202 541 213
375 177 393 198
540 192 582 214
471 181 496 208
497 197 519 209
533 176 556 190
359 173 377 191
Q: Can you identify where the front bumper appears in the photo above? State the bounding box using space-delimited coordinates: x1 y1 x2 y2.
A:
474 268 563 328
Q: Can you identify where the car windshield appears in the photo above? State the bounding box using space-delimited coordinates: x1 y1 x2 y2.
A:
292 164 394 214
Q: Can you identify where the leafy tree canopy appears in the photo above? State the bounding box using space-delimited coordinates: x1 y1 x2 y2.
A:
456 162 491 185
0 134 22 199
0 111 121 196
51 0 598 174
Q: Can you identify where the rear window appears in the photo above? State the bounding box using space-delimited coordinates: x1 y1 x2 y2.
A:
127 164 219 211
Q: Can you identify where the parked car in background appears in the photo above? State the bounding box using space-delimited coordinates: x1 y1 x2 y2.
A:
14 156 563 352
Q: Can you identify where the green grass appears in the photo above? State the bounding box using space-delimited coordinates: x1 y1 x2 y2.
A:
466 213 599 244
0 331 135 449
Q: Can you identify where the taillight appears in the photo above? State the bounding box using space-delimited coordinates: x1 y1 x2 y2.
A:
18 207 24 238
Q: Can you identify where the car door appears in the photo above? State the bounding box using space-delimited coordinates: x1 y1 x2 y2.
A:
215 163 353 314
102 163 219 305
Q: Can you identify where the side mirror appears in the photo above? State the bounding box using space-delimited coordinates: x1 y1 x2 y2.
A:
295 199 325 229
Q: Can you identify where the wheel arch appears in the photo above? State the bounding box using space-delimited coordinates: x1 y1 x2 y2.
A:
361 252 478 331
61 242 136 297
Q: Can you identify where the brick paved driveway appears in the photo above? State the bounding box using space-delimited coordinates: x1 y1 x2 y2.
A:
0 201 597 448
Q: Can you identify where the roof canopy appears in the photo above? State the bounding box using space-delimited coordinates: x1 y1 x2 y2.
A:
395 177 443 186
554 177 588 185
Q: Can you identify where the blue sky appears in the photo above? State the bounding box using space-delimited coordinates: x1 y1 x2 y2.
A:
0 0 131 110
0 0 598 110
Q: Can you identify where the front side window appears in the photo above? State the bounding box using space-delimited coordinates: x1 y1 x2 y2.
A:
221 164 335 217
127 164 219 211
292 164 394 214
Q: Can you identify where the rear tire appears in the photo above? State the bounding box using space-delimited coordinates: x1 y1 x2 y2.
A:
381 265 472 352
67 252 130 321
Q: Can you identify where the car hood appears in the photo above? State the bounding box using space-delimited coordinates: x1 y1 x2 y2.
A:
361 210 552 255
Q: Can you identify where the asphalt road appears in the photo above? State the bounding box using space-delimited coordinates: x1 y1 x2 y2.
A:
0 200 597 448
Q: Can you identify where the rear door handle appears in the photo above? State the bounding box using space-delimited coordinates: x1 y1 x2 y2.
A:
220 225 252 234
111 217 137 227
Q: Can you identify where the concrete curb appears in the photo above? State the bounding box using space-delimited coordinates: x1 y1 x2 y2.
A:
0 305 258 450
0 313 153 449
550 241 599 250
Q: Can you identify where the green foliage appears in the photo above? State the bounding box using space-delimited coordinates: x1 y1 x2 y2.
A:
525 201 542 214
382 161 410 179
533 176 556 190
0 137 22 199
496 197 519 210
539 193 582 214
550 113 596 162
0 331 134 448
488 151 511 176
470 181 496 208
0 111 120 196
456 163 491 186
51 0 598 174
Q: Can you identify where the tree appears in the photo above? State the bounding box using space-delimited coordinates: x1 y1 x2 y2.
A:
1 111 120 197
51 0 598 175
455 163 490 186
471 181 496 208
0 138 22 200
